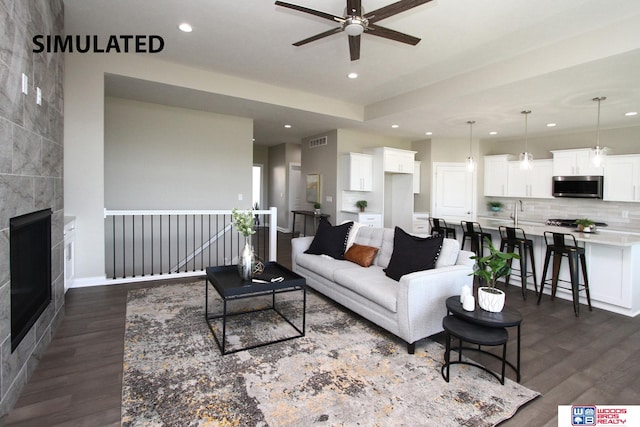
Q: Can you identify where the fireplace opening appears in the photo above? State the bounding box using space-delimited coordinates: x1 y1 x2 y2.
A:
10 208 52 352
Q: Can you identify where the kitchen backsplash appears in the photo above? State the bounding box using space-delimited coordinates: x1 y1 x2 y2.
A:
483 198 640 233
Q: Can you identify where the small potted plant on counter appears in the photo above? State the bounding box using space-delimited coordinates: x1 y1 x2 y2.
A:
470 237 520 312
355 200 368 212
487 201 504 212
313 202 321 215
575 218 596 233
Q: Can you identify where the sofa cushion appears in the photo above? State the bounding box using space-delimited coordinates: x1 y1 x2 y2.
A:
383 227 443 281
305 219 353 259
296 253 354 282
344 243 379 267
333 266 398 313
435 238 460 268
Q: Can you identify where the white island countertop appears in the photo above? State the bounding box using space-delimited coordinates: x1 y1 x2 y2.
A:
452 217 640 247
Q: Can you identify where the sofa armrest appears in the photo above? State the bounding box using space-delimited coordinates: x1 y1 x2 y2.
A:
395 264 474 343
291 236 315 272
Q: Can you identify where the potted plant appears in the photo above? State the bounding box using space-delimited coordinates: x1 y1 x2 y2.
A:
355 200 368 212
232 208 257 280
470 237 520 312
313 202 321 215
487 201 504 212
575 218 596 233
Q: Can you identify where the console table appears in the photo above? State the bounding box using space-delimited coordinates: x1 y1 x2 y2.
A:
291 210 330 236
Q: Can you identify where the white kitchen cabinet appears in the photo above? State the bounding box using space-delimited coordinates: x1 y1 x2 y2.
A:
413 161 421 194
412 212 430 234
63 217 76 292
378 147 416 173
551 148 604 176
604 154 640 202
343 152 373 191
507 159 553 198
357 213 383 228
484 155 511 197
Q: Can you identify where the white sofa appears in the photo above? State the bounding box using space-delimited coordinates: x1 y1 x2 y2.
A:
291 226 475 353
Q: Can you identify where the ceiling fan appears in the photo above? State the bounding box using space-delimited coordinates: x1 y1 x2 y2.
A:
275 0 432 61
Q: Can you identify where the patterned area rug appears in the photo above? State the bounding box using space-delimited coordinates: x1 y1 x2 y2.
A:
122 282 539 426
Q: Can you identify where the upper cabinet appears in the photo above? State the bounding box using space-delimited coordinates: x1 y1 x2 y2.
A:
343 152 373 191
604 155 640 202
484 155 512 197
413 161 421 194
507 159 553 198
551 148 604 176
378 147 416 173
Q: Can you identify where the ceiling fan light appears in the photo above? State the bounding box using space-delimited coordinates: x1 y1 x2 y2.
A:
345 22 364 36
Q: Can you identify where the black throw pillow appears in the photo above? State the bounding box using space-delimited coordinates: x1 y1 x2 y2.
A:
384 226 443 281
304 219 354 259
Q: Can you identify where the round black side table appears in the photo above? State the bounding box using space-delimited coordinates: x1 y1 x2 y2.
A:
442 296 523 383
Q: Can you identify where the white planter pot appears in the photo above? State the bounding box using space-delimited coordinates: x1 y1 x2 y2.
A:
477 287 505 312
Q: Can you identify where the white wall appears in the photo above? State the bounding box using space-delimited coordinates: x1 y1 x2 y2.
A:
104 97 253 209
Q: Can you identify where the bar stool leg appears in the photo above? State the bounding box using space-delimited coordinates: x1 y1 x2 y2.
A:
527 243 539 296
503 243 515 286
568 252 580 316
538 248 552 305
518 242 528 300
551 253 563 300
580 253 593 312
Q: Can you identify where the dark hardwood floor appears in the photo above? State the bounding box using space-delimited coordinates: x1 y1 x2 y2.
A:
3 232 639 426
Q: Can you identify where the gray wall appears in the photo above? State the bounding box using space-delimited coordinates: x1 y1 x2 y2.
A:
268 143 301 230
0 0 65 415
104 97 253 209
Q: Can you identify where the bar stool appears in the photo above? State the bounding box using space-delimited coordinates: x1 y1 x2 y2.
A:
429 218 456 239
460 221 492 257
499 226 538 300
537 231 592 317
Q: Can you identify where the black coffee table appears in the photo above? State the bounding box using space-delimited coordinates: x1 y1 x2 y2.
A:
205 262 306 355
443 296 522 382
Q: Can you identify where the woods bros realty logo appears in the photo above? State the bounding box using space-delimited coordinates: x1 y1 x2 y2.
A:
558 405 639 426
32 34 164 53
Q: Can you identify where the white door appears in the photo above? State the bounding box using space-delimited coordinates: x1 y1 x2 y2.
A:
432 163 475 219
288 163 302 231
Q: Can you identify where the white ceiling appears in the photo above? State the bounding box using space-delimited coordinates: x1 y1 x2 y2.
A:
64 0 640 145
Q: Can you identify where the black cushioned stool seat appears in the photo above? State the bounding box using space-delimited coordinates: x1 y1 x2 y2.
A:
441 315 508 385
499 226 539 300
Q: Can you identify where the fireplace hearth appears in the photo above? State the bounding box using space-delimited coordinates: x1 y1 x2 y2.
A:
10 208 52 352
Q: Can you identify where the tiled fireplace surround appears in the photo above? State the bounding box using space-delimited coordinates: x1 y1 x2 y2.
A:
0 0 65 414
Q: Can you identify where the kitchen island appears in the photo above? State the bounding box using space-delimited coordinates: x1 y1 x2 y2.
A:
438 217 640 317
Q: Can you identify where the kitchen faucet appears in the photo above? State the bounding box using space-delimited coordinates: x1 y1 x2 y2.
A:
511 200 523 226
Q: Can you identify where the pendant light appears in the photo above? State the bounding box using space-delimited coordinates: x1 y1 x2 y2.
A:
519 110 533 170
466 120 475 172
592 96 607 167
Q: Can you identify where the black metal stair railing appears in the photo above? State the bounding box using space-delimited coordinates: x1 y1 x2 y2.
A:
104 208 277 281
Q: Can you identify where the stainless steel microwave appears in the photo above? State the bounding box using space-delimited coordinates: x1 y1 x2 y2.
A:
552 175 604 199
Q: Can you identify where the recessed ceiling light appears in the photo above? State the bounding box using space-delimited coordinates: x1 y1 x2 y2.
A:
489 131 498 135
546 123 557 127
391 124 399 128
284 124 292 128
178 23 193 32
347 72 358 79
425 131 432 135
625 111 638 116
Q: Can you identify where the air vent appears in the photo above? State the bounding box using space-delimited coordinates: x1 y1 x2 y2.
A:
309 136 327 148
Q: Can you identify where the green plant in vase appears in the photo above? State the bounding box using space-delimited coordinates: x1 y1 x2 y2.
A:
575 218 595 232
355 200 367 212
232 208 257 280
487 201 504 212
470 237 520 312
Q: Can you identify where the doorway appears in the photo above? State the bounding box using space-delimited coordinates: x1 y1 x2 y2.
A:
431 162 476 220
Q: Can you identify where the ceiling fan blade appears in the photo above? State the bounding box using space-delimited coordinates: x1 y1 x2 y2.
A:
366 0 432 24
349 35 361 61
346 0 362 16
275 1 343 22
293 27 343 46
366 24 421 45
